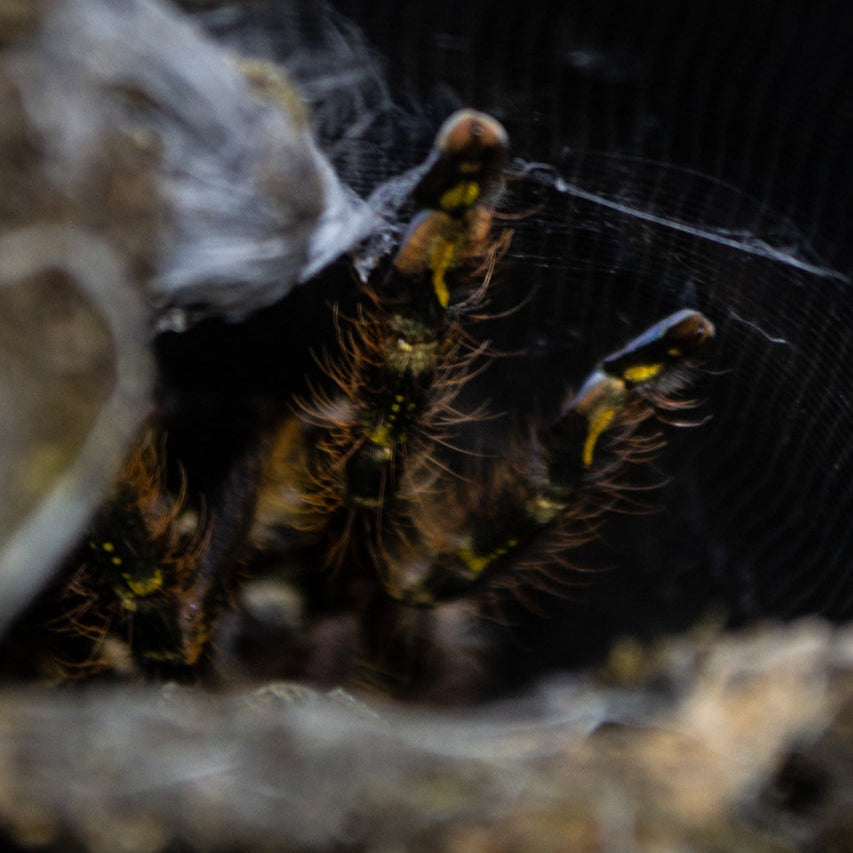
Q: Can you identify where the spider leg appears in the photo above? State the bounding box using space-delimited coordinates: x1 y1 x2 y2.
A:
546 309 715 477
399 310 715 605
253 110 510 578
32 426 215 678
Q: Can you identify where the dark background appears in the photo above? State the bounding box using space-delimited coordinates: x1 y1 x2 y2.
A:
173 0 853 673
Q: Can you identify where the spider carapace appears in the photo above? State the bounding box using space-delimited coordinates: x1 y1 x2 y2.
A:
3 110 714 693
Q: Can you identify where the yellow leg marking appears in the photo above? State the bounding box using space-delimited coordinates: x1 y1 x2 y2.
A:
366 395 405 449
439 180 480 212
430 239 456 308
115 594 137 612
122 568 164 598
114 568 164 613
101 541 115 552
622 362 663 385
583 406 618 468
366 422 392 449
457 538 519 576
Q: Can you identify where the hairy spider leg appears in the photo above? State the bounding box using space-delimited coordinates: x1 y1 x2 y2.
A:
400 310 715 604
338 109 508 513
551 309 715 474
255 110 509 577
48 428 211 676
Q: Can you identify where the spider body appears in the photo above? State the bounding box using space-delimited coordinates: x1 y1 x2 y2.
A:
1 111 714 694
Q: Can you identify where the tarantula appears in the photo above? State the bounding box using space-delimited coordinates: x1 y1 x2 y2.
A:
1 110 714 695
